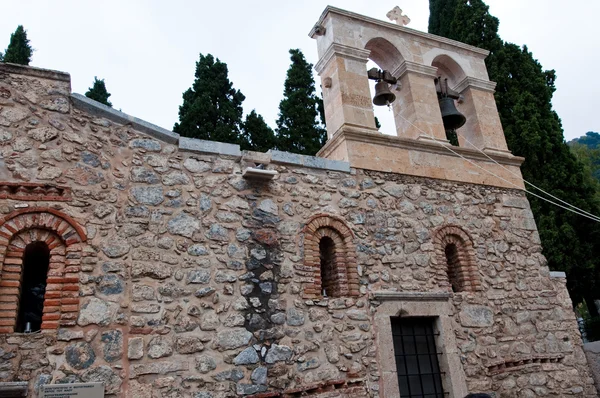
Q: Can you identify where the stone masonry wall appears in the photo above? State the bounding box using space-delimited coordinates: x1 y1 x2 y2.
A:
0 65 596 397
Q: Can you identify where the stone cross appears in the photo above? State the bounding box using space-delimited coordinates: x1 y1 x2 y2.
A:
386 6 411 26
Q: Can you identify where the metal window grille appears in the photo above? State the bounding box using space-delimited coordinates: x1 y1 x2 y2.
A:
391 317 446 398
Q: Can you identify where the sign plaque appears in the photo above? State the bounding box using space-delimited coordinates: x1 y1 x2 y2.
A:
40 382 104 398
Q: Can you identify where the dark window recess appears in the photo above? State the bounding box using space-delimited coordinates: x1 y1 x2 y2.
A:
391 317 445 398
16 242 50 333
445 243 461 292
319 237 335 297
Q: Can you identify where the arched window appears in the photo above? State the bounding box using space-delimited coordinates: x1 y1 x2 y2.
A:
434 225 480 292
302 215 358 298
0 209 86 333
16 242 50 332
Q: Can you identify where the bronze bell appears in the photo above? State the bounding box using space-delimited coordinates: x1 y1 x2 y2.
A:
373 80 396 106
439 96 466 130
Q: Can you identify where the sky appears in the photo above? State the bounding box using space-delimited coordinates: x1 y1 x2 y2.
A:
2 0 599 141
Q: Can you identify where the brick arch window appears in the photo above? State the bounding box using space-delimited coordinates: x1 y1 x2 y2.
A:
433 225 480 292
302 214 359 298
0 209 86 333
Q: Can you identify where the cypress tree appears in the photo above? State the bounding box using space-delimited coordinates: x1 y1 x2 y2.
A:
429 0 600 308
174 53 247 146
2 25 33 65
276 49 326 156
85 77 113 107
241 110 276 152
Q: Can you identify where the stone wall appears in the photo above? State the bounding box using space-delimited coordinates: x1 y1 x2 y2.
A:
0 64 596 397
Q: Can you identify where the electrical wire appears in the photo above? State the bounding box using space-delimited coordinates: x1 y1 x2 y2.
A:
454 130 600 222
394 113 600 223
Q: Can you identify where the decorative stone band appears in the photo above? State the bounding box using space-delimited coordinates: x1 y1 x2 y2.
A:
370 291 452 302
485 354 565 376
0 182 71 202
453 76 498 94
433 225 481 292
392 61 439 80
245 378 367 398
301 214 359 298
0 209 86 333
314 43 371 74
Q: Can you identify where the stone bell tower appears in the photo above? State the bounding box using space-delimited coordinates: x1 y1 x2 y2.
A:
310 7 524 190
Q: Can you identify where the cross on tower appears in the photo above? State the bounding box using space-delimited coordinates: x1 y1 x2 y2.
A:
386 6 411 26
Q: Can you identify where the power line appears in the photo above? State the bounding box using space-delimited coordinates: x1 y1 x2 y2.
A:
395 114 600 223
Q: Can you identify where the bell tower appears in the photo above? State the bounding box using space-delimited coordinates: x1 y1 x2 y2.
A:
310 7 524 190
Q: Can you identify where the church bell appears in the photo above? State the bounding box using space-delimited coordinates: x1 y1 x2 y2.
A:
373 80 396 106
439 96 466 130
436 77 466 130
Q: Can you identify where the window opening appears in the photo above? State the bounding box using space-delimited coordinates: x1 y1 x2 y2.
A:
445 243 461 292
391 317 445 398
319 236 335 297
16 241 50 333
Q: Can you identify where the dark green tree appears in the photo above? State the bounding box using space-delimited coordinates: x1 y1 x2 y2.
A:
2 25 33 65
85 77 112 107
174 53 247 145
241 110 277 152
429 0 600 309
276 49 326 156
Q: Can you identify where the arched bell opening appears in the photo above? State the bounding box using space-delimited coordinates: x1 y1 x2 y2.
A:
364 37 405 137
432 54 469 146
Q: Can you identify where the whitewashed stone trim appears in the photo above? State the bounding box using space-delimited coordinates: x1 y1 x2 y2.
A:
550 271 567 278
71 93 180 144
269 150 351 172
371 291 451 302
453 76 497 94
314 43 371 73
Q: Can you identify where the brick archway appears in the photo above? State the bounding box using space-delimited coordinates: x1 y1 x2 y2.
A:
302 214 359 298
433 225 480 292
0 209 86 333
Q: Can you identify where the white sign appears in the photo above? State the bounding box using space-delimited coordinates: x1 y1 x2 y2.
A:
41 382 104 398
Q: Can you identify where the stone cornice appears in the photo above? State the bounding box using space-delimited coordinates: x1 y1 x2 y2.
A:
454 76 497 93
310 6 489 57
0 62 70 83
392 61 438 79
371 291 451 302
314 43 371 74
322 125 524 168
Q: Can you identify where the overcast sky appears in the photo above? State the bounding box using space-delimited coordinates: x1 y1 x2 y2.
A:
2 0 598 141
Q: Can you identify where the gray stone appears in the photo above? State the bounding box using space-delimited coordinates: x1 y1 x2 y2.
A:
199 194 212 212
383 184 405 197
346 310 368 321
98 274 124 295
78 297 118 326
180 137 241 157
216 211 241 223
0 129 12 143
257 199 278 215
213 368 244 382
215 270 237 283
234 347 260 365
215 329 253 351
162 171 191 186
131 167 160 184
195 287 216 297
324 343 339 363
65 342 96 370
28 126 58 142
131 186 164 205
12 137 32 152
81 151 101 167
297 357 320 371
81 365 122 395
101 330 123 362
265 344 293 364
286 308 305 326
459 305 494 327
167 212 200 237
132 262 172 279
236 228 251 241
129 361 189 378
101 242 130 258
194 393 214 398
223 313 245 327
128 337 144 359
37 166 62 180
269 150 350 172
176 336 205 354
187 269 211 284
270 313 286 325
251 367 267 385
148 336 173 358
57 329 84 342
236 384 267 396
40 96 69 113
188 244 209 256
200 311 220 331
125 205 150 218
129 138 161 152
184 157 211 173
195 355 217 373
206 224 229 241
